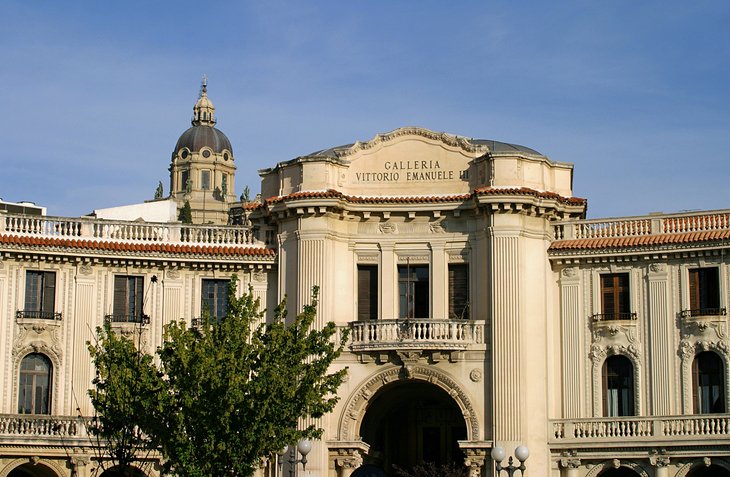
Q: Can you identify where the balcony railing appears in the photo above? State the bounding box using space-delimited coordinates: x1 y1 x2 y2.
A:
16 310 62 320
105 314 150 324
553 209 730 241
348 319 484 351
0 414 90 441
550 414 730 444
0 212 262 247
591 312 637 322
680 308 727 318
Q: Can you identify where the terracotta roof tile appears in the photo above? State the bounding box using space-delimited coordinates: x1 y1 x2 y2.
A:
0 234 275 257
550 229 730 251
264 187 584 206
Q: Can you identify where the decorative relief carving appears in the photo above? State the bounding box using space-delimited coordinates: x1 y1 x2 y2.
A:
462 448 487 477
398 255 429 263
584 460 650 477
339 365 479 441
337 127 489 157
429 221 446 233
379 223 396 234
562 267 577 278
469 368 482 382
252 269 266 282
78 264 92 276
357 254 379 263
166 269 180 279
560 451 581 469
649 263 665 273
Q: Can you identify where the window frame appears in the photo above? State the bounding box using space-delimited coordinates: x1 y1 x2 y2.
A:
596 272 634 321
687 267 723 316
602 354 636 417
110 275 145 323
693 351 726 414
18 353 52 415
448 263 469 320
201 278 230 321
398 263 430 319
357 265 378 321
21 270 59 320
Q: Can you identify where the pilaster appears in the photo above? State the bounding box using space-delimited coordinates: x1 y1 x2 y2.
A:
647 263 673 415
559 267 582 418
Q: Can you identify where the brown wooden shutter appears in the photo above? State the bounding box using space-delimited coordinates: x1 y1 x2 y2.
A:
113 276 127 317
449 264 469 319
134 276 144 319
689 269 700 310
601 275 615 316
358 266 377 321
42 272 56 314
692 355 700 413
602 359 609 416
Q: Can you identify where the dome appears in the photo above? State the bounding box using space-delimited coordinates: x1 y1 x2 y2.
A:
175 125 233 154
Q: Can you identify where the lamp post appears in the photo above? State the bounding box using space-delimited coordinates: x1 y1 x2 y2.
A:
276 439 312 477
491 445 529 477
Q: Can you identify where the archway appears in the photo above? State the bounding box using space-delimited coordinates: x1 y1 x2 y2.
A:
688 464 730 477
357 380 467 476
7 463 59 477
597 468 641 477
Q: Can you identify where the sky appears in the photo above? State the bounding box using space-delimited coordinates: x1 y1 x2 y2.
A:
1 0 728 219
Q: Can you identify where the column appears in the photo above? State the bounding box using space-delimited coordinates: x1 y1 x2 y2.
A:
559 456 581 477
647 264 673 414
431 242 446 319
560 268 583 418
380 243 395 320
463 448 487 477
490 233 522 443
650 454 670 477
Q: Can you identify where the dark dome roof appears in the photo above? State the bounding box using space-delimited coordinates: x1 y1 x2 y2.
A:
175 125 233 154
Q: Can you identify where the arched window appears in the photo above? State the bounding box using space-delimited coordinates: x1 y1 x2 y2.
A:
693 351 725 413
603 355 634 417
18 353 52 414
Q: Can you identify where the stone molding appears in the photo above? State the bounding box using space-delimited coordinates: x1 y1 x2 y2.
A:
679 339 730 412
0 457 69 477
338 127 489 158
589 344 642 416
676 458 730 477
584 459 649 477
338 365 479 441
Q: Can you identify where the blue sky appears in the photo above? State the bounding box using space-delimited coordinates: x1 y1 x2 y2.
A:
1 1 728 219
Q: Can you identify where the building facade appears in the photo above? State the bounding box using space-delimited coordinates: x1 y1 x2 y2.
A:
0 89 728 477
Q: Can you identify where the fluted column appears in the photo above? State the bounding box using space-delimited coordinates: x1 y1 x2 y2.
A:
380 243 395 320
560 267 582 418
72 270 96 417
490 233 522 442
647 264 673 414
297 235 327 326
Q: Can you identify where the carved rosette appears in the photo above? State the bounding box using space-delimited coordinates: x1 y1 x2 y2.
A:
378 223 396 234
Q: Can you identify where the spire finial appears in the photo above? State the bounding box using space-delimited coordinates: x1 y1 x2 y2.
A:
200 74 208 98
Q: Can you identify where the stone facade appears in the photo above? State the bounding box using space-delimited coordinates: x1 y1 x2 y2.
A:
0 91 728 477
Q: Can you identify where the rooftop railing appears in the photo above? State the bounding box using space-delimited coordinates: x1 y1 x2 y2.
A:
553 209 730 241
0 212 260 247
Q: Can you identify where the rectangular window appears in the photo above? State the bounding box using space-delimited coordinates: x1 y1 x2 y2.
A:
399 263 429 319
448 264 469 319
201 279 229 320
112 276 144 322
22 271 57 319
357 265 378 321
600 273 631 320
181 169 190 192
201 170 211 190
689 267 721 315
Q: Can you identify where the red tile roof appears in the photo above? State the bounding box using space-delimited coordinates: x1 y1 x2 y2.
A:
264 188 585 206
0 234 275 257
550 229 730 251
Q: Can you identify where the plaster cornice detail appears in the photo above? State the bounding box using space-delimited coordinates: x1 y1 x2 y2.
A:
340 127 489 157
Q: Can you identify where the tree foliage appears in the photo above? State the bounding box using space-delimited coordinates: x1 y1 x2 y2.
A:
178 200 192 224
89 281 348 477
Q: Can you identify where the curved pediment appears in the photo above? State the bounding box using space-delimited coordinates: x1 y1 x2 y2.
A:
342 126 490 157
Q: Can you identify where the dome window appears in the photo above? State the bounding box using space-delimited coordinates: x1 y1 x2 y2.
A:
202 150 211 158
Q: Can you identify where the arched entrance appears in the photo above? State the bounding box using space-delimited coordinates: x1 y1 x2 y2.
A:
7 463 59 477
597 468 641 477
688 464 730 477
358 380 467 476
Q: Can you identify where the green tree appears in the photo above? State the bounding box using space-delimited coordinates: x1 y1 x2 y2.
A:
178 200 192 223
89 282 347 477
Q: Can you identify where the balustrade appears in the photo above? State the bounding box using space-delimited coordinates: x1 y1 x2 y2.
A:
349 319 484 351
0 415 89 439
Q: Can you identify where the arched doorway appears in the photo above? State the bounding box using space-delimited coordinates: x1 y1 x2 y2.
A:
7 463 59 477
597 467 641 477
688 464 730 477
358 380 467 476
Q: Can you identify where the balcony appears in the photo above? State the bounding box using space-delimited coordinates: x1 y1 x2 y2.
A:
591 312 637 322
550 414 730 447
0 414 90 445
16 310 62 320
348 319 485 352
104 314 150 324
680 308 727 318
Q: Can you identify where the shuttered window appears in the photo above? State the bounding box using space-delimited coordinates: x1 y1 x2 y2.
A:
693 351 725 414
113 276 144 322
689 268 720 314
357 265 378 321
448 264 469 319
600 273 630 319
202 279 229 320
24 271 56 318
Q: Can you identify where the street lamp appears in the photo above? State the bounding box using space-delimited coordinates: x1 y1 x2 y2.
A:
276 439 312 477
491 445 529 476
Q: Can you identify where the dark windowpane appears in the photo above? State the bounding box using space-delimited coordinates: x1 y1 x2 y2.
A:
603 355 634 417
357 265 378 321
18 354 52 414
399 264 429 318
689 268 720 313
202 279 229 320
201 170 211 190
113 276 144 322
693 351 725 413
448 264 469 319
24 271 56 314
600 273 630 319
